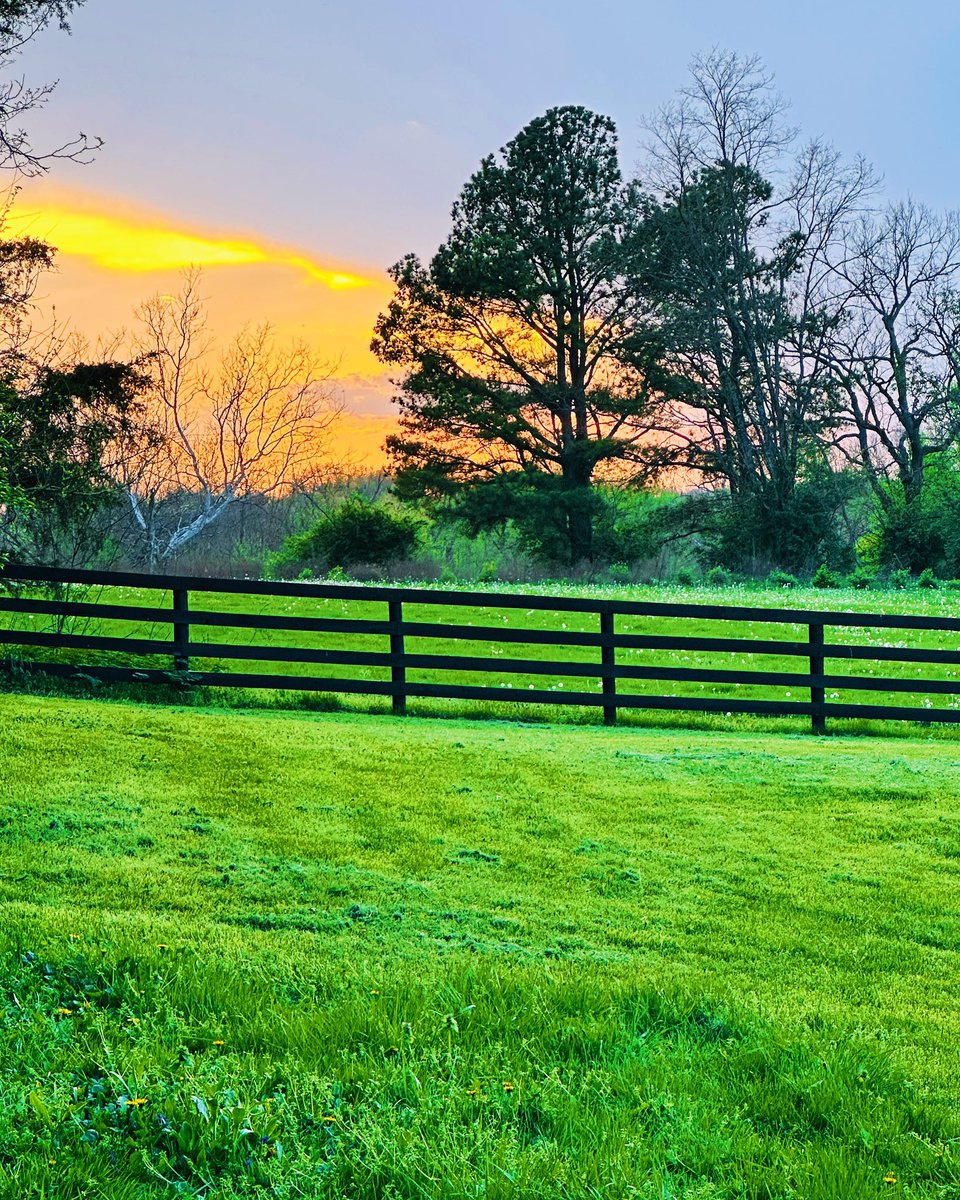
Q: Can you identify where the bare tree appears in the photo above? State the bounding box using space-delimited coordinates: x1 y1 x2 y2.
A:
122 274 342 571
637 50 874 565
0 1 101 175
826 201 960 509
643 49 796 192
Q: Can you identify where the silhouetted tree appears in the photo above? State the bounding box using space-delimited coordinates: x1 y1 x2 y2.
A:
373 105 667 563
636 50 872 568
0 1 101 174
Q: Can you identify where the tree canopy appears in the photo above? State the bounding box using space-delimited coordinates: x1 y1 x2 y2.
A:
0 0 100 174
0 360 153 563
373 105 669 562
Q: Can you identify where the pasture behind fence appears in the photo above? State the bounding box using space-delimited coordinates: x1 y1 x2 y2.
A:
3 564 960 732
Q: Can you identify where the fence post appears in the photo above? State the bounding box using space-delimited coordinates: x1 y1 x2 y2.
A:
808 622 826 735
600 609 617 727
389 598 406 716
172 587 190 672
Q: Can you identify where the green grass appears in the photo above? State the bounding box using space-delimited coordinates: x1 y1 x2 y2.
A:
1 694 958 1196
5 578 960 734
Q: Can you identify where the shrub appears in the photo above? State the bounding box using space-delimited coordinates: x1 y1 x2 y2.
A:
606 562 632 585
845 567 875 590
706 565 732 587
868 453 960 575
448 475 686 568
705 467 859 576
812 563 841 589
918 567 939 589
889 568 912 591
766 570 799 589
268 497 423 575
675 568 696 587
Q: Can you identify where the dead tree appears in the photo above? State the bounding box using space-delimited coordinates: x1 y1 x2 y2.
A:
123 273 342 570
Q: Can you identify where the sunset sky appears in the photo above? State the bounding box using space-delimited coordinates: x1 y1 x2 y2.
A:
10 0 960 467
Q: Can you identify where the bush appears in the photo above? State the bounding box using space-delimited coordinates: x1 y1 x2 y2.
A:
845 567 875 590
706 565 732 587
766 570 799 589
448 474 686 569
675 568 696 587
268 497 423 576
606 562 632 585
706 467 859 576
869 453 960 575
889 568 913 591
918 567 939 589
812 563 841 589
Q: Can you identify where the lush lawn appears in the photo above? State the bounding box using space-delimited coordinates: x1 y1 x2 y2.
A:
5 579 960 731
0 694 958 1196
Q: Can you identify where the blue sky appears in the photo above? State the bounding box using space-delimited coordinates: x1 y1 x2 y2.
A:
20 0 960 269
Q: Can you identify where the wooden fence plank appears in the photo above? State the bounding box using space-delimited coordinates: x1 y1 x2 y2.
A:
5 562 960 631
2 563 960 731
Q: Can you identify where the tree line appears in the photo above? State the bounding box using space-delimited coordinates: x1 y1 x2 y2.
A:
1 19 959 584
374 52 960 578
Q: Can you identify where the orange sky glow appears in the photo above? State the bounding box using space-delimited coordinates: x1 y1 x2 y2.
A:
7 184 400 471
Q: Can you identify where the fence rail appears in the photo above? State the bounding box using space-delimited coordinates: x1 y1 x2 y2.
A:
2 563 960 732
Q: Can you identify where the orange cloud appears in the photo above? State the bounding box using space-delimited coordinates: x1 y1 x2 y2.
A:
5 192 378 289
5 185 401 469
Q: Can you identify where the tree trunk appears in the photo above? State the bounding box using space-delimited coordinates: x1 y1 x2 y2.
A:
567 499 594 564
561 449 595 564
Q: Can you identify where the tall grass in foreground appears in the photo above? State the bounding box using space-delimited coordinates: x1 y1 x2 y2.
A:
2 945 957 1199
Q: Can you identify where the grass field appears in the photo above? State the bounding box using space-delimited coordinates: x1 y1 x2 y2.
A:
1 694 958 1197
5 579 960 732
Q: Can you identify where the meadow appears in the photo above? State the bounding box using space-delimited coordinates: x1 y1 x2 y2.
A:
0 693 958 1197
5 578 960 732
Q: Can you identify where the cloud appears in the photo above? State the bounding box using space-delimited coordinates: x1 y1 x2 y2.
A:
5 186 381 290
2 185 401 467
335 372 398 417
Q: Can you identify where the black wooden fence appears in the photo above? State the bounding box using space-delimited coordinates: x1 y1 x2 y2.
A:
3 563 960 733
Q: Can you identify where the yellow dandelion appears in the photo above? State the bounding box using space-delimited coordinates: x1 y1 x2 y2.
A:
212 1039 225 1046
502 1081 515 1093
466 1087 479 1096
54 1007 73 1016
156 943 169 950
322 1115 337 1124
125 1098 148 1107
884 1175 897 1185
